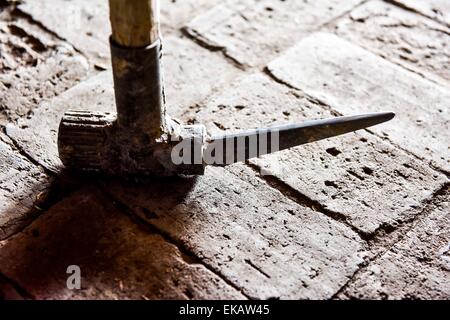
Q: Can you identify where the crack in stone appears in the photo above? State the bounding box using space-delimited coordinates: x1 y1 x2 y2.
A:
383 0 450 28
244 259 271 279
181 26 248 71
1 127 50 174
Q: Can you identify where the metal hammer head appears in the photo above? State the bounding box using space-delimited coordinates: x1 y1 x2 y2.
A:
58 110 206 176
58 106 395 176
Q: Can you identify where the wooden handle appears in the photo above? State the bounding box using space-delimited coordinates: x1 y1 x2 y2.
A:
109 0 160 48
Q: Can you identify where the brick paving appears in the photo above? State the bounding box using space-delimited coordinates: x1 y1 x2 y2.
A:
0 0 448 299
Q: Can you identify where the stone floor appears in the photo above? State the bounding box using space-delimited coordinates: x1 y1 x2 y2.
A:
0 0 449 300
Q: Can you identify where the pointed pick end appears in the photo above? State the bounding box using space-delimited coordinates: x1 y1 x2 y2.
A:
206 111 396 167
372 111 395 123
344 111 395 132
274 111 396 152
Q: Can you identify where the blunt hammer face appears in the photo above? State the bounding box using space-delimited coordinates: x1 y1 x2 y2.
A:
58 110 206 176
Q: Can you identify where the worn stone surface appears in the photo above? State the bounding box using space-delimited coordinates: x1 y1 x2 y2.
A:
162 36 241 119
185 0 364 67
390 0 450 27
0 5 89 125
160 0 222 32
340 188 450 299
193 73 448 236
0 187 244 300
18 0 224 65
331 0 450 85
267 32 450 173
0 132 52 240
106 165 367 299
18 0 110 65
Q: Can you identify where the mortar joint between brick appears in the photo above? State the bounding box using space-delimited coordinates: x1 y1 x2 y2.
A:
315 0 371 32
383 0 450 28
245 162 372 244
96 182 252 300
264 68 450 178
11 6 92 64
0 270 35 300
3 127 54 176
367 182 450 248
181 27 248 71
331 182 449 298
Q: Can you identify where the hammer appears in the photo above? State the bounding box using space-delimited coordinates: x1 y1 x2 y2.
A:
58 0 394 176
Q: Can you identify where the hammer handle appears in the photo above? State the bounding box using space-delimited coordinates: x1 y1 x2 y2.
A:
109 0 160 47
108 0 166 136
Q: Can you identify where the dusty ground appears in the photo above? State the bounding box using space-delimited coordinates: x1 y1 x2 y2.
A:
0 0 449 300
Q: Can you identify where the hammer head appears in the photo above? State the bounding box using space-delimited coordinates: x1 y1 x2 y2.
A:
59 110 395 176
58 110 206 176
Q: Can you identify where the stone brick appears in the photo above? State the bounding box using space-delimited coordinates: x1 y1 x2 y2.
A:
184 0 364 67
106 164 367 299
331 0 450 85
0 187 244 299
340 189 450 299
0 6 89 125
267 32 450 173
193 73 448 236
390 0 450 27
0 133 52 240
